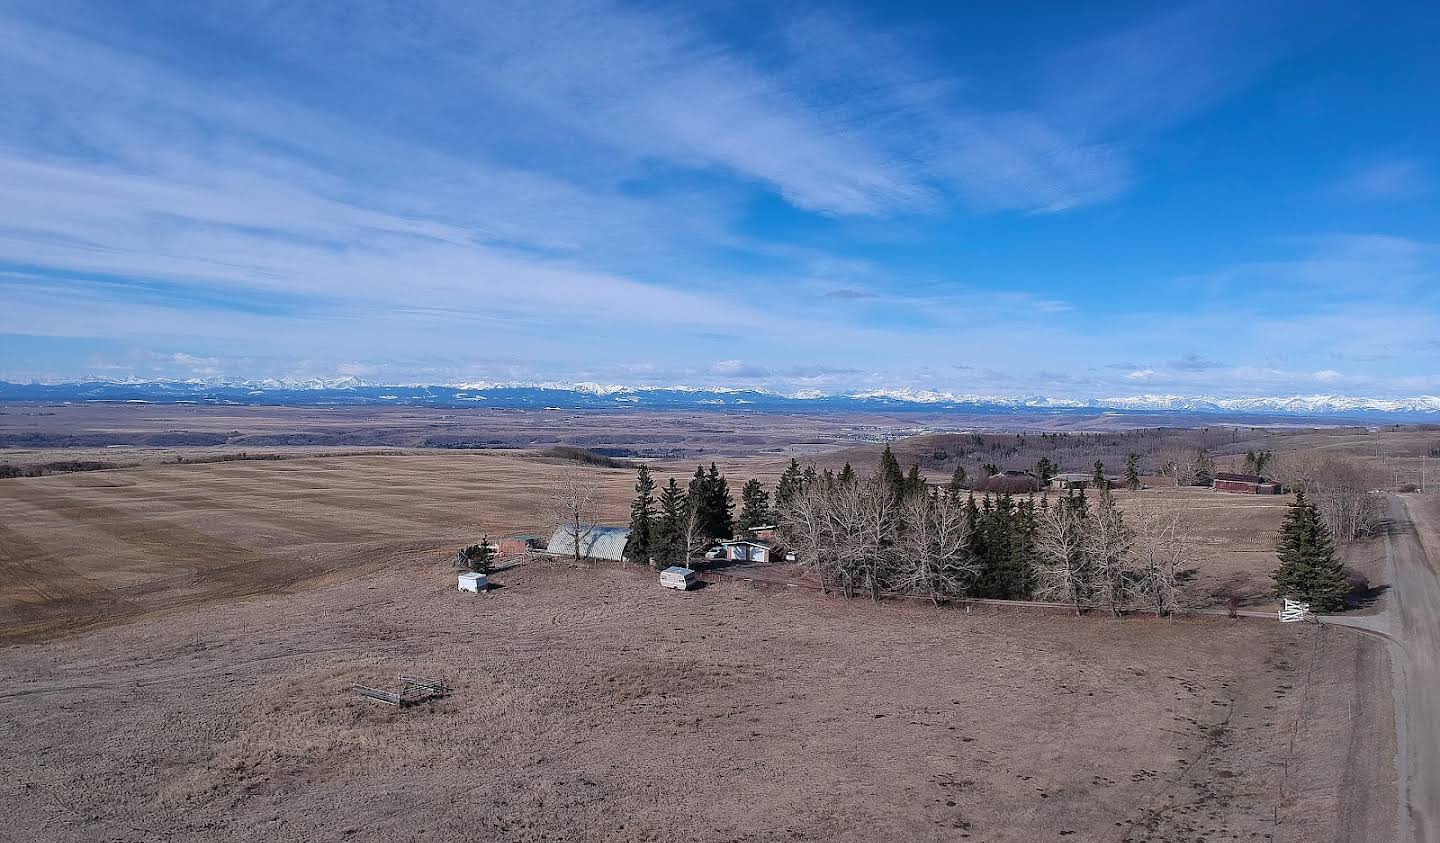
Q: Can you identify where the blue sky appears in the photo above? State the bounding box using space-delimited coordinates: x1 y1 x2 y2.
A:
1 0 1438 397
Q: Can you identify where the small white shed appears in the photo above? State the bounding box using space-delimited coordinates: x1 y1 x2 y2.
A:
458 572 488 593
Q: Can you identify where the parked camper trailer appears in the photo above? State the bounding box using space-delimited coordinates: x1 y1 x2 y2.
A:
659 566 697 591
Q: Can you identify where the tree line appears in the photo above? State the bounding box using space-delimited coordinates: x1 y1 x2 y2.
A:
773 446 1196 613
622 462 749 567
606 444 1355 616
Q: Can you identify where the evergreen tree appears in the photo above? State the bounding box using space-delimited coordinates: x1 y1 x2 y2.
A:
982 462 1000 477
1195 449 1216 485
1272 491 1349 612
1245 450 1274 476
694 462 734 541
972 493 1032 599
655 478 687 567
904 464 925 498
738 478 773 532
837 462 857 487
802 465 818 487
775 459 803 513
458 538 495 574
947 464 968 499
624 465 657 563
878 445 906 499
1124 453 1141 491
1033 457 1057 485
1092 459 1106 486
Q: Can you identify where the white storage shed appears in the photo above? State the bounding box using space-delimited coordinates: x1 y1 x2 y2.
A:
458 572 488 592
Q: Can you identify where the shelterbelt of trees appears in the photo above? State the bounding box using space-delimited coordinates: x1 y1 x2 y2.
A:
614 444 1357 617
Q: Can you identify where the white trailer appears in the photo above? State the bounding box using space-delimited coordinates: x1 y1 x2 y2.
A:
458 572 488 592
659 566 696 591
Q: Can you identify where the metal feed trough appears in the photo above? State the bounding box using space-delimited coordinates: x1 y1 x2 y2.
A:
352 675 452 707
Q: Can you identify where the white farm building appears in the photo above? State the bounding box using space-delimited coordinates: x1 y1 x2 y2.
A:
544 524 631 562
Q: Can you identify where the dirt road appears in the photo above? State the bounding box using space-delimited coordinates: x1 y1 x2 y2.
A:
1325 495 1440 842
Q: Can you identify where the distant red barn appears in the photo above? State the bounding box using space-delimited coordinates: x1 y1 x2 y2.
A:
498 534 543 556
1213 473 1282 494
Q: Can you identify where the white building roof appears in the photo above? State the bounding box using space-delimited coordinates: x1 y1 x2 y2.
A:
545 524 630 561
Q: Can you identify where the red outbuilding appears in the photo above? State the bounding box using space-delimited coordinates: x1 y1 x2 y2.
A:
1213 472 1282 494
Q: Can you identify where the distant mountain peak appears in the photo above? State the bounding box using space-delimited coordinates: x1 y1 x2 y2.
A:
2 378 1438 419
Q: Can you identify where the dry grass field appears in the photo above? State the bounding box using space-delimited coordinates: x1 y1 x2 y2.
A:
0 446 1312 647
0 442 1377 644
0 452 642 643
0 557 1393 842
0 416 1410 840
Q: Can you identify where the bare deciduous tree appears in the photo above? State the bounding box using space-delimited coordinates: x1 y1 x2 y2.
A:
1271 452 1383 542
682 499 708 565
896 492 975 604
1130 503 1195 616
779 478 832 590
1156 447 1214 487
545 475 602 564
1033 503 1090 615
1087 491 1135 616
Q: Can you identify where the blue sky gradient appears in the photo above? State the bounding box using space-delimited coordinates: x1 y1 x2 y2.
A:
1 0 1437 397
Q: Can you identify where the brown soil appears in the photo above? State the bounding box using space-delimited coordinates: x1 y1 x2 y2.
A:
0 557 1391 842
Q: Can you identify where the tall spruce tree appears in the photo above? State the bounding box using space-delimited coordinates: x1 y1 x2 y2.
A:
838 462 857 487
947 464 968 500
623 465 657 563
655 478 687 567
775 458 803 513
688 463 734 541
904 464 925 498
1033 457 1057 485
1272 491 1349 612
973 493 1029 598
1124 453 1141 490
878 445 906 499
1092 459 1106 486
738 478 773 532
1195 449 1216 485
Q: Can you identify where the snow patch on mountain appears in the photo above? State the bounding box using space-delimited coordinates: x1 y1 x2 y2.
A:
4 379 1440 417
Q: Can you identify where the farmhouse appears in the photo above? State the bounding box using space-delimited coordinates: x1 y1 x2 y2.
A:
1049 472 1124 490
719 538 776 563
974 470 1043 493
544 524 631 561
1213 472 1282 494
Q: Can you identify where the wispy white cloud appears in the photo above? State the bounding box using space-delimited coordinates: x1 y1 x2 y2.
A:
0 1 1422 397
1330 158 1432 202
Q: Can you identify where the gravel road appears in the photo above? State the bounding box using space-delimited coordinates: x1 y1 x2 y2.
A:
1324 495 1440 843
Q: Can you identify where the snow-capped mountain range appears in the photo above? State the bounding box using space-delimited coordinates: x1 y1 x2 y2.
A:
3 378 1440 419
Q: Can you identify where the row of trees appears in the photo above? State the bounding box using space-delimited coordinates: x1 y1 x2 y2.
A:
624 463 742 567
1269 451 1383 543
775 451 1196 613
1157 447 1218 487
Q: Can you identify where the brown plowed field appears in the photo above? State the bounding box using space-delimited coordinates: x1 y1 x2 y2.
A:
0 452 638 642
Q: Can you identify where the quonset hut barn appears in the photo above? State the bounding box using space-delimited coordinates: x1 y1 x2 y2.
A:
544 525 631 561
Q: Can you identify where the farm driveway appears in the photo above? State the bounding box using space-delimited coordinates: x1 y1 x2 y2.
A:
1323 495 1440 843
